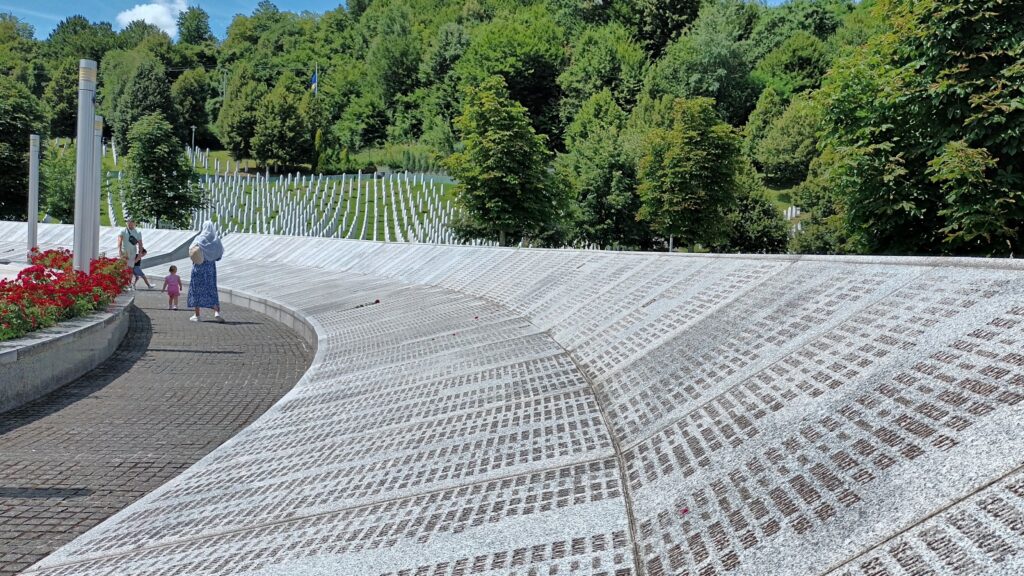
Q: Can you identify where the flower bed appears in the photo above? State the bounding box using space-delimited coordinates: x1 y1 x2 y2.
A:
0 248 131 342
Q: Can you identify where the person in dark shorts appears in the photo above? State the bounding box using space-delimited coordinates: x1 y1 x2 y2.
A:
132 248 152 290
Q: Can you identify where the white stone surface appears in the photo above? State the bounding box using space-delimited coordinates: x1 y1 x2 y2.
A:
0 221 196 263
24 234 1024 576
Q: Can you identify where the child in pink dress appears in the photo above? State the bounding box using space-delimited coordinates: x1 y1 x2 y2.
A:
161 265 182 310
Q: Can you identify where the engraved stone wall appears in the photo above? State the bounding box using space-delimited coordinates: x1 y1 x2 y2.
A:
25 236 1024 576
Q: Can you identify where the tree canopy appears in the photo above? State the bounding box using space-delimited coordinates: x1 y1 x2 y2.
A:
0 75 46 220
0 0 1015 257
445 76 558 245
814 0 1023 256
123 113 201 227
637 97 742 248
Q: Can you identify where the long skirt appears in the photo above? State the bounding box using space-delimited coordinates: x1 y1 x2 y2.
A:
187 260 220 309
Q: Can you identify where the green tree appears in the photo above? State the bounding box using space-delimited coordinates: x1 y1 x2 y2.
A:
742 86 787 161
348 0 371 19
251 75 311 168
557 89 650 249
712 163 789 253
753 31 832 98
832 0 885 53
333 93 388 151
0 13 34 40
123 113 201 227
547 0 613 37
0 76 46 220
415 23 469 153
644 1 762 126
419 22 468 84
40 145 76 222
118 20 165 50
177 7 215 44
557 23 646 124
362 2 420 108
113 57 174 151
749 0 853 61
755 91 823 187
927 141 1018 253
637 97 742 248
611 0 702 58
790 148 862 254
456 5 566 140
444 76 559 245
216 64 268 159
45 15 117 62
818 0 1024 255
97 49 150 121
171 68 214 147
0 14 44 96
43 59 79 138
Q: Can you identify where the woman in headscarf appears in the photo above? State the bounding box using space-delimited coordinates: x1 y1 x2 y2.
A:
187 221 226 322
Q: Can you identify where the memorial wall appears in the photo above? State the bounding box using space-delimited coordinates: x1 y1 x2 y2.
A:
26 235 1024 576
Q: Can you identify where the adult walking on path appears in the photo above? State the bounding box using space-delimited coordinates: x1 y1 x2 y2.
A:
116 218 144 264
188 221 225 322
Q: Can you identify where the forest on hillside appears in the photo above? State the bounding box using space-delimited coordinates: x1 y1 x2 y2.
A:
0 0 1020 255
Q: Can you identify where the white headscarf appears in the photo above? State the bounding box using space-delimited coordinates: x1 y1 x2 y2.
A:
191 221 224 262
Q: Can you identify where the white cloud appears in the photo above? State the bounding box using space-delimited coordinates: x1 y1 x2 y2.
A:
116 0 187 37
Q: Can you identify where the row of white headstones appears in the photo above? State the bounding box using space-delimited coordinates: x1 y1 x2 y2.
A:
98 146 482 244
188 170 462 244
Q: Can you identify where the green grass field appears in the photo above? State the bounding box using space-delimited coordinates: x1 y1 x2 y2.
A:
764 186 794 212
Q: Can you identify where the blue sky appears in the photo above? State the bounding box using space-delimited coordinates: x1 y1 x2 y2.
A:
4 0 791 41
1 0 347 40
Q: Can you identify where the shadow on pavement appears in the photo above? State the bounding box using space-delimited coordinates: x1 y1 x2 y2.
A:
0 304 153 435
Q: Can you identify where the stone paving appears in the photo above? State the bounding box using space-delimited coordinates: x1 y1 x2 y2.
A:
0 290 312 576
15 235 1024 575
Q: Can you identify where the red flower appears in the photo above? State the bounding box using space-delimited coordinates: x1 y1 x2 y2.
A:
1 250 131 341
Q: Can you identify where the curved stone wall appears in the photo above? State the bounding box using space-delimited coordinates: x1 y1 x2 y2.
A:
0 222 196 264
26 235 1024 576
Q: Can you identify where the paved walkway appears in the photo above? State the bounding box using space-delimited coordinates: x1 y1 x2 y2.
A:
0 290 312 576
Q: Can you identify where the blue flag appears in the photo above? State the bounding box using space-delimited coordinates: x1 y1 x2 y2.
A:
310 70 318 94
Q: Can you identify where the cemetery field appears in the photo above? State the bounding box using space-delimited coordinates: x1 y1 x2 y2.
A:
103 166 460 243
53 139 467 243
191 171 458 242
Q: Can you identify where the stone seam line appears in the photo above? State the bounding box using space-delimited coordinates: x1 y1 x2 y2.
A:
818 462 1024 575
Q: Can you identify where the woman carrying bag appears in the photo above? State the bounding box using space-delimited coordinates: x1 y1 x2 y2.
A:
187 221 226 323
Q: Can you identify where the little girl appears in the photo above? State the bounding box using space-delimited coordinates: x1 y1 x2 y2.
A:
161 265 182 310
